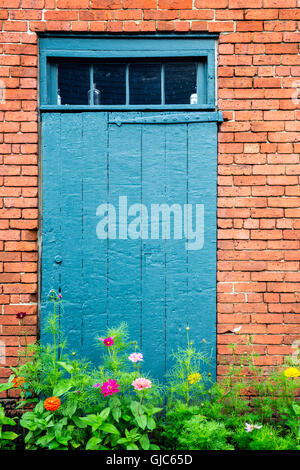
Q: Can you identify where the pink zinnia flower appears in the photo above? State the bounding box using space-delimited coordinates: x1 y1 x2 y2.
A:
132 377 152 391
98 336 115 346
100 379 119 397
128 352 143 363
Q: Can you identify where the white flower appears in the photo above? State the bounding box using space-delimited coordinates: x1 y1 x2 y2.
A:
233 326 242 333
245 423 254 433
245 422 262 433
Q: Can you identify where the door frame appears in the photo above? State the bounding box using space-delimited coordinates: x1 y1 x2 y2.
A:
38 33 222 375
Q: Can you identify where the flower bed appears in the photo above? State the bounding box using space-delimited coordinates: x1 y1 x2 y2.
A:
0 290 299 451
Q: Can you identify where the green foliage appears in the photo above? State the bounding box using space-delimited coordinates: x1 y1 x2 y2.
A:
0 404 18 450
3 293 300 451
74 397 161 450
20 400 86 450
232 424 298 451
178 414 234 450
279 402 300 440
14 291 162 450
166 327 213 407
160 402 202 450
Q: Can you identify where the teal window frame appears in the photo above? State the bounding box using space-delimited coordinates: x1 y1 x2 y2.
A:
39 34 218 111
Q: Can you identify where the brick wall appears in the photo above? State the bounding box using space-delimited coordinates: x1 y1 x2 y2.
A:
1 0 300 400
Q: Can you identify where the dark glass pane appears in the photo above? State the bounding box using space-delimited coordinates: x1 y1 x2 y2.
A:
165 62 197 105
94 64 126 105
129 63 161 105
58 63 90 105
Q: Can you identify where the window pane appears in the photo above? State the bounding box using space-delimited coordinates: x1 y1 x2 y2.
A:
58 63 90 105
165 62 197 105
94 64 126 105
129 63 161 105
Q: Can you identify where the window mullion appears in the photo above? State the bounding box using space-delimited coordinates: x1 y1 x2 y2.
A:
161 63 165 105
89 64 94 106
126 64 130 105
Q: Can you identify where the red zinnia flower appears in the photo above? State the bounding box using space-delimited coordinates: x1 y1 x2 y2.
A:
12 376 26 388
44 396 61 411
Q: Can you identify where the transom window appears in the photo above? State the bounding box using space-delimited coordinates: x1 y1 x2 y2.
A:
50 59 206 106
40 35 217 110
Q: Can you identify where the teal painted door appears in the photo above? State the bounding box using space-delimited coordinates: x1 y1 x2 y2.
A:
41 111 218 380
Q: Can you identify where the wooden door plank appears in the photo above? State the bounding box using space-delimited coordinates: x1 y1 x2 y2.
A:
41 113 62 342
141 122 166 380
187 122 217 377
165 123 189 375
108 113 142 344
81 112 108 358
59 113 84 355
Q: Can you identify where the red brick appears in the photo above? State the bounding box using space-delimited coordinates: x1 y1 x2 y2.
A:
91 0 121 7
57 0 89 7
229 0 262 7
159 0 192 7
195 0 228 6
124 0 156 7
245 9 278 20
264 0 296 6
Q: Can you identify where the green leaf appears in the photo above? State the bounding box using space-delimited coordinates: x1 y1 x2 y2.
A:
20 412 36 430
149 407 163 416
126 443 139 450
48 440 61 450
135 414 147 430
37 434 54 447
99 407 110 421
292 403 300 415
35 401 45 414
0 382 14 393
62 400 77 418
57 361 74 374
80 415 99 427
86 436 102 451
70 440 81 449
72 416 87 429
109 433 120 448
15 398 38 410
100 423 120 435
24 431 33 444
117 437 128 445
150 444 160 450
130 401 140 416
139 433 150 450
2 431 18 441
2 416 16 427
146 416 156 431
53 380 72 397
112 407 121 422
